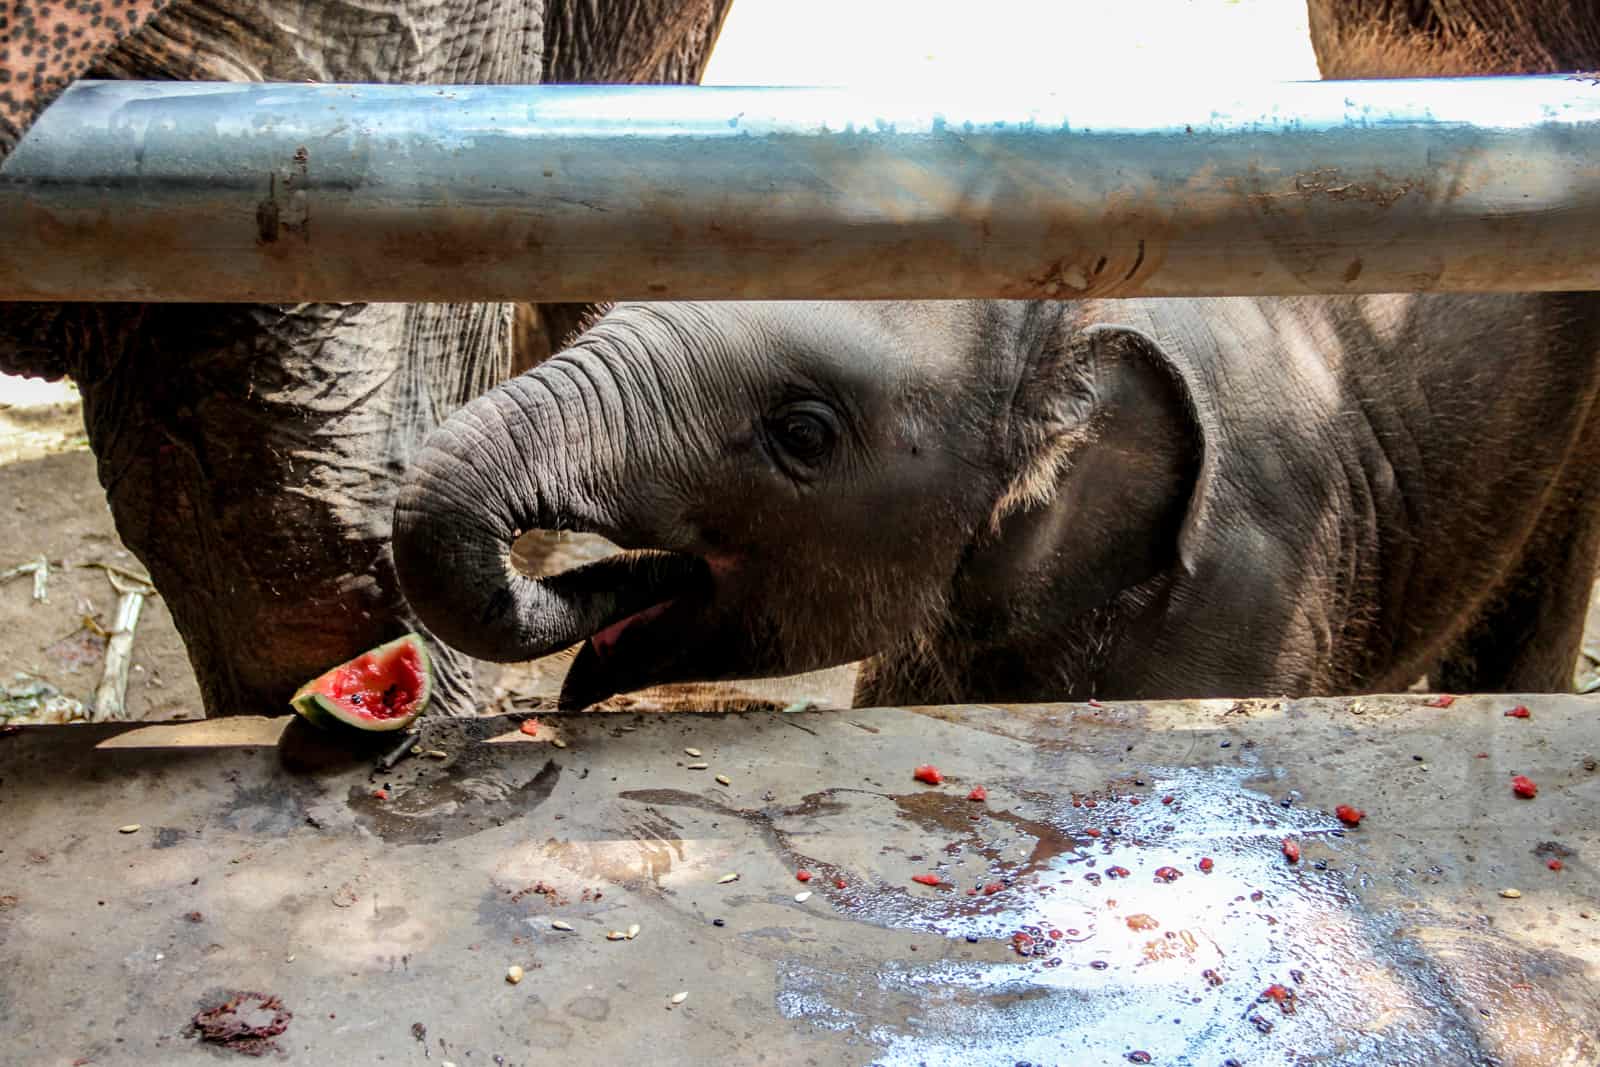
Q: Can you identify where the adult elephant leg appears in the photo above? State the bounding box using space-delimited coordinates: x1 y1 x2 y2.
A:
74 302 511 717
1305 0 1600 78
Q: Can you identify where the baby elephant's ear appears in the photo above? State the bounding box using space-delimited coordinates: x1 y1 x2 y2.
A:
995 322 1209 574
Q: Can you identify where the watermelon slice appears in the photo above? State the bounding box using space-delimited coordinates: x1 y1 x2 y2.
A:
290 633 431 731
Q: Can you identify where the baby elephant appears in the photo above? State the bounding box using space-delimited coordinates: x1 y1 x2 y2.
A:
394 296 1600 708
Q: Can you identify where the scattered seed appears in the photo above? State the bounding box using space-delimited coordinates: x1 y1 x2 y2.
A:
684 747 703 757
606 930 627 940
626 923 641 940
717 873 739 884
551 738 568 749
670 991 688 1005
687 762 709 770
795 891 812 903
506 965 524 984
551 920 574 931
715 774 731 786
1500 888 1523 899
118 824 141 834
425 749 449 759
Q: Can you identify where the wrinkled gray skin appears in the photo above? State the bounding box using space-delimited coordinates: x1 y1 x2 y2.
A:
394 296 1600 708
0 0 731 717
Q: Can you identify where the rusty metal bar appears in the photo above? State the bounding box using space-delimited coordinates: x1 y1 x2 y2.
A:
2 76 1600 302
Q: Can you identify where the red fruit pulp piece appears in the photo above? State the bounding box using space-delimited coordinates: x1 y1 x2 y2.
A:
1504 705 1531 719
1162 795 1175 805
1335 804 1365 827
966 887 978 896
1128 798 1140 806
834 878 846 889
1282 839 1301 863
1548 859 1565 871
1107 866 1130 878
913 765 943 785
1198 857 1215 872
795 870 812 883
1049 928 1064 939
1475 752 1490 759
1084 800 1097 809
912 873 941 886
1425 694 1457 708
1154 866 1182 883
983 882 1004 895
967 786 987 802
1512 775 1539 799
1087 699 1103 708
372 788 389 801
1085 828 1102 838
519 718 541 736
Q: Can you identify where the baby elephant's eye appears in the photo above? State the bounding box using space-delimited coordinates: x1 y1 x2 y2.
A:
768 402 838 465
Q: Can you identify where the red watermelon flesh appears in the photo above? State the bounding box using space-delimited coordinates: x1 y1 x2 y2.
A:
290 633 431 731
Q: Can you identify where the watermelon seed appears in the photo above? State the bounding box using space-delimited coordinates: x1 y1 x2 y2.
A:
626 923 641 940
717 873 740 884
506 965 524 984
606 930 627 941
687 762 709 770
685 748 703 757
551 738 568 749
795 891 812 903
551 921 574 932
670 991 688 1005
715 774 731 786
118 824 141 834
425 749 448 759
1500 888 1523 899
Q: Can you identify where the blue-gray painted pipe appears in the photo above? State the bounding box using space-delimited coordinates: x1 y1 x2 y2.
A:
1 76 1598 302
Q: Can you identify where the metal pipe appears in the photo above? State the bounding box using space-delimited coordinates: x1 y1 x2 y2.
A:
2 76 1600 302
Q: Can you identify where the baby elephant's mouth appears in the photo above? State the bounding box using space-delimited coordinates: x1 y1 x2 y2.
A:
506 533 716 707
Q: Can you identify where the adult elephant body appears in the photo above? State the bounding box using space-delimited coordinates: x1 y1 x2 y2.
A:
395 294 1600 708
0 0 731 717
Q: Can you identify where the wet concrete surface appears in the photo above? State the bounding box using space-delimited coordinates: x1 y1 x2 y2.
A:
1 695 1598 1064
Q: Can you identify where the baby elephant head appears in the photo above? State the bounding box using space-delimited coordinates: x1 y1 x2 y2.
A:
393 300 1202 707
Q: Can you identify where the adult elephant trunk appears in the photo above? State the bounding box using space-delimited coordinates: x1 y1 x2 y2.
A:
393 345 709 665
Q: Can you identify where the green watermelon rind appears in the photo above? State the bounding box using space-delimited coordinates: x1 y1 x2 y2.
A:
290 633 432 733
